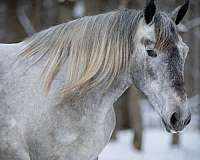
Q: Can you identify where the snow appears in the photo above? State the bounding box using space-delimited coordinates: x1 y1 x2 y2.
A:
100 129 200 160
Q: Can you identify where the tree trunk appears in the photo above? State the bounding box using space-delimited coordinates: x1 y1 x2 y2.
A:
17 0 35 36
85 0 106 15
119 0 144 9
0 0 9 42
112 92 127 139
172 133 180 145
127 87 143 150
85 0 117 16
40 0 59 29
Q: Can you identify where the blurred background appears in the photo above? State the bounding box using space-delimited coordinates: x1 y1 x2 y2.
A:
0 0 199 160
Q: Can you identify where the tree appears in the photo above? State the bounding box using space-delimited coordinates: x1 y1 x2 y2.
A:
17 0 35 36
40 0 59 29
85 0 106 15
128 87 143 150
0 0 10 42
119 0 144 9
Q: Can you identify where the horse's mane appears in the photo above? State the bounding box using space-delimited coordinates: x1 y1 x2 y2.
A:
19 9 143 97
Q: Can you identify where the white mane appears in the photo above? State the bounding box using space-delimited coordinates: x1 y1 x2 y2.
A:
19 9 142 97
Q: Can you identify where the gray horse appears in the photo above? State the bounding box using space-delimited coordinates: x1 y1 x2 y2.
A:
0 0 191 160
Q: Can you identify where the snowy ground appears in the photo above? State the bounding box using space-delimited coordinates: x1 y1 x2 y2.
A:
100 129 200 160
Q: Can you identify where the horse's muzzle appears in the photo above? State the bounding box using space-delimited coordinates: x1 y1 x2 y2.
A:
162 112 191 133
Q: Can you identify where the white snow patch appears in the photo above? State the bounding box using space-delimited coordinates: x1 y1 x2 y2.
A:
100 129 200 160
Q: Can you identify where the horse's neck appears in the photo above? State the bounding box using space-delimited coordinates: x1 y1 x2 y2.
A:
64 74 132 118
101 75 132 105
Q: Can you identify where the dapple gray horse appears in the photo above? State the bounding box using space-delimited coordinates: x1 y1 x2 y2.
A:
0 0 191 160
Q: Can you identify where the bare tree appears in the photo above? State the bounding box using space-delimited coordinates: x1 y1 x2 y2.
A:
0 0 24 42
0 0 9 42
40 0 59 29
119 0 144 9
128 87 143 150
85 0 106 15
17 0 35 36
85 0 118 16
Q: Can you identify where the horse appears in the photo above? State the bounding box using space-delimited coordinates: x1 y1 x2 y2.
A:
0 0 191 160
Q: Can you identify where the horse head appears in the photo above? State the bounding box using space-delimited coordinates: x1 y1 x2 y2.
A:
131 0 191 132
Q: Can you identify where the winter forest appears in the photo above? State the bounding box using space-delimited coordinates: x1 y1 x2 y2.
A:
0 0 199 160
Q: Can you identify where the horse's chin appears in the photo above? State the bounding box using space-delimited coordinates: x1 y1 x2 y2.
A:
169 130 179 134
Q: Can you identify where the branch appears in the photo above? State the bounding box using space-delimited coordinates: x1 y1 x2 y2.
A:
16 6 36 36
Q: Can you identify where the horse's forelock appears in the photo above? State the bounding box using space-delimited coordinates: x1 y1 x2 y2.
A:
154 12 179 50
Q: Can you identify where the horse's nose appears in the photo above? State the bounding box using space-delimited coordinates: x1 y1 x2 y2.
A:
170 112 191 131
184 114 191 126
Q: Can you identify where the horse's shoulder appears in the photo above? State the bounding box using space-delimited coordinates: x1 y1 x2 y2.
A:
0 117 29 160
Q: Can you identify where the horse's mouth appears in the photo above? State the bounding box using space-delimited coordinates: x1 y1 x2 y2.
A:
161 118 179 133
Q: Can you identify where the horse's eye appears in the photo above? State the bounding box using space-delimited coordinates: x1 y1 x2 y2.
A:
147 50 157 57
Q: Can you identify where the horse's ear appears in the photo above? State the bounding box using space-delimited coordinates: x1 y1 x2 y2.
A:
144 0 157 24
171 0 189 25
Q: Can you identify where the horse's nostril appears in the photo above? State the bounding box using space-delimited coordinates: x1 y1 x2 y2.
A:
184 114 191 126
174 80 184 87
170 112 179 127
